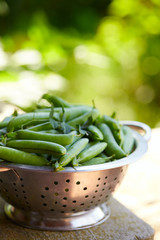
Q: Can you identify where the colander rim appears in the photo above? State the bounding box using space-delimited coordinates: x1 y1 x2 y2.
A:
0 130 147 172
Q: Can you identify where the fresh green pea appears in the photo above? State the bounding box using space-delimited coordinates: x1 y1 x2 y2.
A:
0 146 48 166
0 116 12 129
71 157 79 167
98 123 126 159
67 108 99 127
42 94 72 108
77 142 107 163
87 125 103 141
102 115 123 145
121 126 135 155
28 122 53 131
56 138 89 170
6 140 66 155
7 112 53 132
15 130 77 146
81 157 108 166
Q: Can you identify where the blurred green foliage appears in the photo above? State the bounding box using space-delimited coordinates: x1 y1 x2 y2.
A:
0 0 160 127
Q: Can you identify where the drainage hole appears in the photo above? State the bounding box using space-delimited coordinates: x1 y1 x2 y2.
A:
24 196 27 199
23 190 26 194
54 192 59 196
55 201 58 204
96 184 99 187
76 181 80 185
104 182 106 185
66 179 70 183
72 209 75 211
92 196 96 199
45 187 49 191
14 189 17 192
43 203 47 206
20 178 23 181
16 194 19 198
13 182 16 186
105 176 108 179
62 205 67 208
85 195 89 198
50 209 54 211
61 211 65 213
72 200 76 203
65 188 69 192
102 189 105 191
95 190 98 193
83 187 87 190
0 179 3 183
80 203 84 206
21 184 24 187
41 195 45 198
63 197 67 200
98 178 101 180
54 181 58 185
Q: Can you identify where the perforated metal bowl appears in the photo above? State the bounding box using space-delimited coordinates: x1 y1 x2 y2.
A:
0 121 151 231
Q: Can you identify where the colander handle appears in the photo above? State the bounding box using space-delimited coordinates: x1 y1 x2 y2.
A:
120 120 151 142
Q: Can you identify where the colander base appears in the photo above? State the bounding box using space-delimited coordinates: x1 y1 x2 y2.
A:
4 202 110 231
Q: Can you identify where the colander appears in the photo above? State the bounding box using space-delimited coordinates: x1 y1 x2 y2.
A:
0 121 151 231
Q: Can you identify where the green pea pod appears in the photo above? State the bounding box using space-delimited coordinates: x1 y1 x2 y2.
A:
102 115 123 145
6 140 66 155
98 123 126 159
77 142 107 163
0 116 12 129
15 130 77 146
121 126 135 155
81 157 109 166
0 146 48 166
7 112 51 132
67 108 99 127
28 122 53 131
42 94 72 108
87 125 103 141
57 138 89 170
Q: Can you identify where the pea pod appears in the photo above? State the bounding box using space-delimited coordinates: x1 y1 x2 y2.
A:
56 138 89 170
7 112 61 132
0 116 12 129
42 94 72 108
6 140 66 155
77 142 107 163
67 108 99 127
81 157 112 166
121 126 135 155
28 122 53 131
87 125 103 141
7 112 51 132
98 123 126 159
0 146 48 166
102 115 123 145
15 130 77 146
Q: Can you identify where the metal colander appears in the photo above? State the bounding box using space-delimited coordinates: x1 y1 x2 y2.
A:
0 121 151 231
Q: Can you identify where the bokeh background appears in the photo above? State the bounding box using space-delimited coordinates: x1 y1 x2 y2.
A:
0 0 160 127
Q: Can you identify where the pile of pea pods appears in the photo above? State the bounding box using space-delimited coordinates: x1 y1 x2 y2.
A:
0 94 135 171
